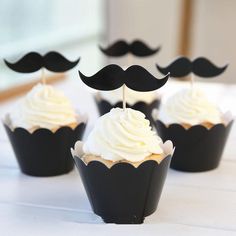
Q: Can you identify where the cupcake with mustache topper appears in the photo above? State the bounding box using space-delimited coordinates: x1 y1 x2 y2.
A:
153 57 234 172
3 52 87 176
72 64 174 224
96 40 161 124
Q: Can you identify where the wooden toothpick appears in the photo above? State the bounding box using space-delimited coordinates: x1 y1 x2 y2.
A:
41 68 46 85
190 72 194 90
122 84 126 111
127 53 133 67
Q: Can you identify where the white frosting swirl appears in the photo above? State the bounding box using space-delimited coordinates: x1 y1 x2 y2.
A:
158 87 221 125
83 108 163 162
98 87 157 105
9 83 77 130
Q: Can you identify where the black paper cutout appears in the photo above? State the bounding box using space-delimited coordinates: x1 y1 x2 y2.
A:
4 123 86 176
73 155 171 224
4 51 80 73
156 57 228 78
79 64 169 92
95 98 160 125
99 40 161 57
153 120 233 172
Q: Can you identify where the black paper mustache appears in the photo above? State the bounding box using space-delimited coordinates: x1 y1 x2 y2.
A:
99 40 161 57
156 57 228 78
4 51 80 73
79 64 169 92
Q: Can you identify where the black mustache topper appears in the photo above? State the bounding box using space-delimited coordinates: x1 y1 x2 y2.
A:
156 57 228 78
4 51 80 73
99 40 161 57
79 64 169 92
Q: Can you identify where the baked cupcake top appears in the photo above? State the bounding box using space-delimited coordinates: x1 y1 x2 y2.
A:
8 83 77 130
158 87 221 126
98 87 157 105
83 107 163 162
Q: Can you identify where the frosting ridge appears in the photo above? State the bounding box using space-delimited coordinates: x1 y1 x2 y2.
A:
158 87 221 125
9 83 77 130
83 108 163 162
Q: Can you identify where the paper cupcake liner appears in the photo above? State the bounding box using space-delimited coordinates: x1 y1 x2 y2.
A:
95 97 160 125
153 119 233 172
72 141 173 224
4 122 86 176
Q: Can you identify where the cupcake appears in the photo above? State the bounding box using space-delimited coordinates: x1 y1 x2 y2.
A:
72 107 173 224
95 87 160 125
153 87 233 172
4 83 87 176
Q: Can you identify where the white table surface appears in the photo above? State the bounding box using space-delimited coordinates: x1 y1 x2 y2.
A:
0 78 236 236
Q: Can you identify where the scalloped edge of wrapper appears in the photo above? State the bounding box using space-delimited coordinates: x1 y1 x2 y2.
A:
71 141 174 224
152 109 234 172
3 114 87 177
71 140 174 168
3 112 87 133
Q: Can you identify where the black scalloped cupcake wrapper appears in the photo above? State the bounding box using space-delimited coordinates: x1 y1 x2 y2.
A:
153 120 234 172
4 123 86 176
73 155 171 224
95 98 160 125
